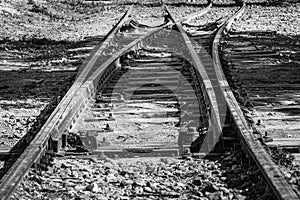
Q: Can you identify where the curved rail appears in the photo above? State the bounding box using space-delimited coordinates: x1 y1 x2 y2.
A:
2 1 295 199
0 6 136 199
0 3 214 198
128 20 167 28
164 5 223 154
6 1 292 199
212 0 299 199
178 0 212 23
51 3 216 149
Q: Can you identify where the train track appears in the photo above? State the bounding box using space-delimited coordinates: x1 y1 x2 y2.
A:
0 0 299 199
219 8 300 159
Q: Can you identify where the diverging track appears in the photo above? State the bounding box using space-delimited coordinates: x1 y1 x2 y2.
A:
0 1 299 199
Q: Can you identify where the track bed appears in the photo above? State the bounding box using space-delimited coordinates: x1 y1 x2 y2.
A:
1 1 299 199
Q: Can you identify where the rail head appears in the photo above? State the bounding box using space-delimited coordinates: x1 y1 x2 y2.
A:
212 0 300 199
0 5 137 199
178 0 212 23
0 5 175 198
164 5 224 155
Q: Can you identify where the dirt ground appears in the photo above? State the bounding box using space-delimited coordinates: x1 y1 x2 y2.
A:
0 0 125 41
1 0 300 198
227 2 300 139
0 0 126 149
220 1 300 192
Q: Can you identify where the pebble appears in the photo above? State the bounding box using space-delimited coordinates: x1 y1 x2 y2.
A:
220 186 230 194
86 182 101 193
74 185 85 191
233 4 300 36
222 0 300 193
193 177 203 186
143 186 152 193
12 153 276 199
4 1 290 199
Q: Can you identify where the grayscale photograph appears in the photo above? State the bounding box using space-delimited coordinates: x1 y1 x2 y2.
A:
0 0 299 199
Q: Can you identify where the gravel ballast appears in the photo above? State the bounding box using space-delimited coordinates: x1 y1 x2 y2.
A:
12 153 275 200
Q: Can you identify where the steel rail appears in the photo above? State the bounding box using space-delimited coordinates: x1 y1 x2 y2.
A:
211 0 300 199
166 0 299 199
164 3 225 154
0 5 136 199
49 2 215 146
177 0 212 23
0 3 214 198
49 22 176 142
